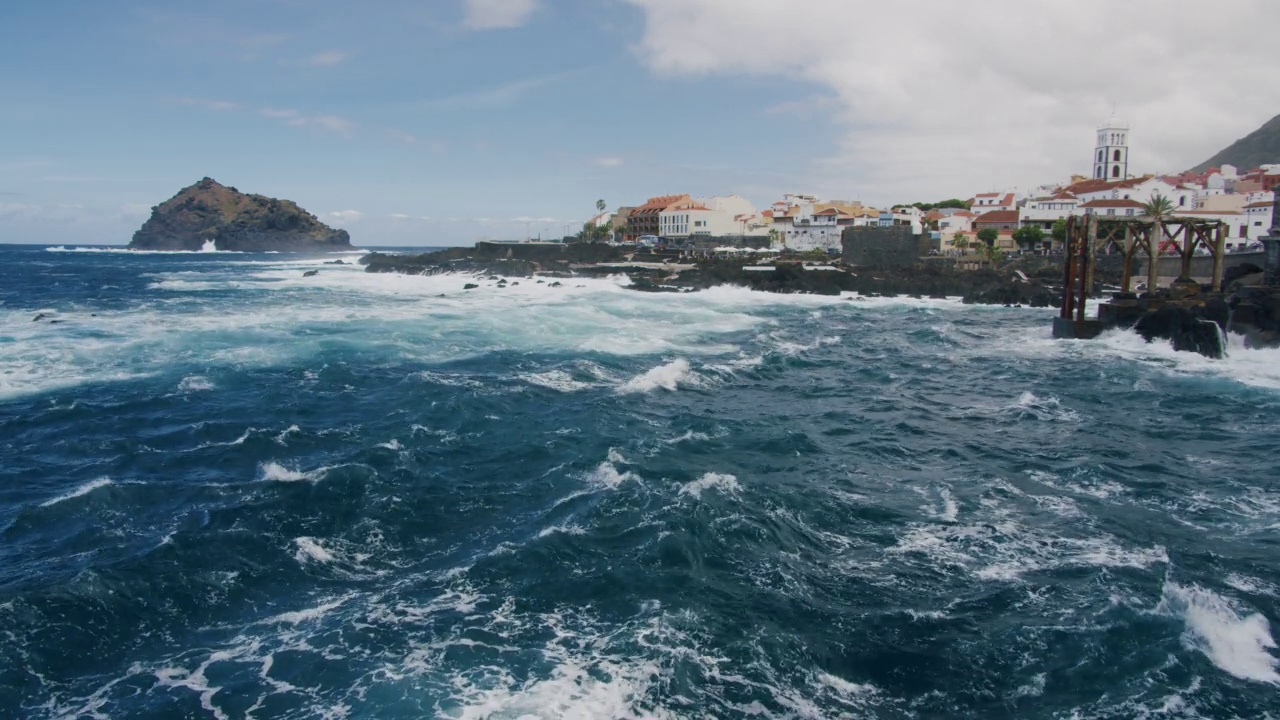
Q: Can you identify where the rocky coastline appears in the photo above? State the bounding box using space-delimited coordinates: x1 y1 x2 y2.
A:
358 243 1067 308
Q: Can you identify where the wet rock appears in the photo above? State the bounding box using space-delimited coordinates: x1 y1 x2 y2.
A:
302 270 320 277
1133 305 1226 359
464 283 479 290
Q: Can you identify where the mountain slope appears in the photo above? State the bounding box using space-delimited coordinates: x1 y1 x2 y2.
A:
1190 113 1280 174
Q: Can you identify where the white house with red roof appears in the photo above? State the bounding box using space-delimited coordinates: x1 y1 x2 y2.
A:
969 192 1017 213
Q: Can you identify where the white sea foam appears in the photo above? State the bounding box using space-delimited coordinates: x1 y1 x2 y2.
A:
678 472 741 500
536 524 587 539
1035 327 1280 392
293 537 336 564
177 375 215 392
40 477 113 507
1156 582 1280 684
259 462 329 483
519 370 595 393
273 425 301 445
377 439 403 451
618 358 696 394
585 450 639 490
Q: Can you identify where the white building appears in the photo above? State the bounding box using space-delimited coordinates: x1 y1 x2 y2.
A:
658 199 712 238
1243 194 1274 242
1093 118 1130 180
658 194 766 238
970 192 1017 213
1020 193 1080 230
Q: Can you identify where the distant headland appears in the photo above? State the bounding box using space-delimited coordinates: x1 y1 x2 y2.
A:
128 178 352 252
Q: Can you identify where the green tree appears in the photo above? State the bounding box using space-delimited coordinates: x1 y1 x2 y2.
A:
977 227 999 247
1141 193 1177 255
1012 225 1045 251
768 227 782 249
1051 218 1068 247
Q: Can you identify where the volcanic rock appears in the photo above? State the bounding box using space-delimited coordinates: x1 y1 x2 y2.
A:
129 178 351 252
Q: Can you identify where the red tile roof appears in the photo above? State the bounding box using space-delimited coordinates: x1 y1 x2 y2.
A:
1244 201 1274 209
1063 178 1144 195
973 210 1020 224
1079 199 1145 209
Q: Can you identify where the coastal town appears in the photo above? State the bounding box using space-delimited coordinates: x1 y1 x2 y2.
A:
578 118 1279 258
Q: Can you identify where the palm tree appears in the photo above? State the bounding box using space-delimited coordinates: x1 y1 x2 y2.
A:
953 233 969 255
1140 192 1177 291
596 199 607 214
1141 193 1176 253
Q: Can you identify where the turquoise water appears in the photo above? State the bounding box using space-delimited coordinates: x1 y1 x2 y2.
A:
2 244 1280 718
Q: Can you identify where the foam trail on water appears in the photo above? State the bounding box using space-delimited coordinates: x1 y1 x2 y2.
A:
40 477 113 507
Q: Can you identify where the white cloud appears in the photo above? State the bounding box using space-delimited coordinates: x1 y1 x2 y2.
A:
260 108 357 136
171 97 242 111
625 0 1280 202
386 129 420 145
462 0 538 29
390 213 411 219
307 51 348 67
327 210 364 225
593 156 624 168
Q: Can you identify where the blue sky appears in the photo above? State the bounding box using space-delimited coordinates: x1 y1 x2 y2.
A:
2 0 1278 246
0 0 835 245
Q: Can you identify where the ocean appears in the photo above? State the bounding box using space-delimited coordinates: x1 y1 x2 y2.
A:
2 244 1279 719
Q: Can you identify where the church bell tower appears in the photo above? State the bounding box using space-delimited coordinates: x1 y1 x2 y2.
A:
1094 118 1130 180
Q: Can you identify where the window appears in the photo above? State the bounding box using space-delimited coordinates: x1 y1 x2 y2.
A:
1113 149 1122 162
1107 209 1116 216
1112 166 1121 178
1098 150 1104 163
1178 197 1185 206
1126 209 1134 216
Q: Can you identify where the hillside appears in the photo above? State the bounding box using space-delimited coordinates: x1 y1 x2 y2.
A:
129 178 352 252
1190 113 1280 174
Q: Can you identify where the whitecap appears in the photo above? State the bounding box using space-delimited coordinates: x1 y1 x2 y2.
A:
293 537 336 564
259 462 329 483
536 524 587 539
586 451 639 490
1156 581 1280 684
177 375 215 392
519 370 595 393
678 472 741 500
40 477 113 507
618 358 696 394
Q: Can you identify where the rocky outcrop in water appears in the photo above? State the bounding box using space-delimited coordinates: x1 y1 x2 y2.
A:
129 178 352 252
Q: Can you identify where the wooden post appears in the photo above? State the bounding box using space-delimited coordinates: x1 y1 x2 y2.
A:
1061 217 1076 319
1211 223 1226 291
1146 221 1161 293
1084 214 1099 298
1172 222 1192 281
1076 216 1090 324
1120 222 1136 293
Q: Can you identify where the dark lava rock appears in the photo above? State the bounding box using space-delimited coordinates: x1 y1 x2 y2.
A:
1134 305 1227 358
302 270 319 277
464 283 479 290
325 260 347 265
129 178 351 252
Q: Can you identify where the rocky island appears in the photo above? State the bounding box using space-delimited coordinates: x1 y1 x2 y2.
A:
128 178 352 252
